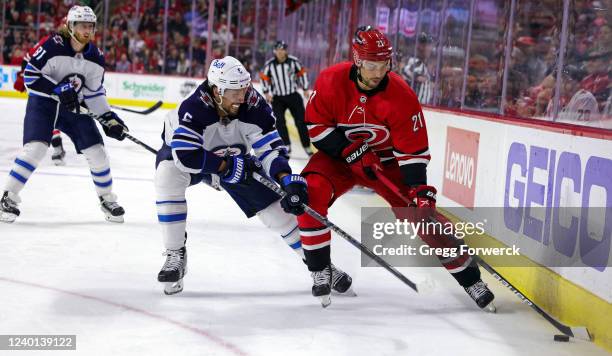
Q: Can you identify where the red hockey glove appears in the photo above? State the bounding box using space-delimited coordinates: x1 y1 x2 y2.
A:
407 185 437 208
341 139 381 180
13 71 25 93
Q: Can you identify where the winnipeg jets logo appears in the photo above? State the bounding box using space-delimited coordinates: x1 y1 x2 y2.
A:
211 144 246 157
60 74 85 93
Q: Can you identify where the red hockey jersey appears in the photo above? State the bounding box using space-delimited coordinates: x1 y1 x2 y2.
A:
305 62 430 174
14 35 50 92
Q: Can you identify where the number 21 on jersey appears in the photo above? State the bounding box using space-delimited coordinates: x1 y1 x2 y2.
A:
411 112 424 132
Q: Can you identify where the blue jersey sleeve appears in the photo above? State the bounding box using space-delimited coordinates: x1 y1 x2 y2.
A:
243 89 291 180
23 35 62 97
171 98 224 174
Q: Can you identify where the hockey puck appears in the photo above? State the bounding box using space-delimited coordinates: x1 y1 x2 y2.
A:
554 334 570 342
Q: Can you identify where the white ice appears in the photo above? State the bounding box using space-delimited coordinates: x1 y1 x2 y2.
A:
0 97 608 356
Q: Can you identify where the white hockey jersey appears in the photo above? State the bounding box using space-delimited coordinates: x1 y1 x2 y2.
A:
23 33 111 116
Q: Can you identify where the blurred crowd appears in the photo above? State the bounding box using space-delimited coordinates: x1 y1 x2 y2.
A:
396 0 611 127
1 0 610 127
1 0 260 77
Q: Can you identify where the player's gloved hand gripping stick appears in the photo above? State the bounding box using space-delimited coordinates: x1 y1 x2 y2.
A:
279 174 308 215
98 112 129 141
53 81 80 113
371 164 590 341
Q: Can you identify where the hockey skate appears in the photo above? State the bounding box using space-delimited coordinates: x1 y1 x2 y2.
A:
51 136 66 166
464 279 496 312
158 246 187 295
99 194 125 223
330 263 356 296
0 191 20 223
311 265 332 308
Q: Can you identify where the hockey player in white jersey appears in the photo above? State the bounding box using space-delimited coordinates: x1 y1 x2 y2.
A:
0 6 128 223
155 56 351 295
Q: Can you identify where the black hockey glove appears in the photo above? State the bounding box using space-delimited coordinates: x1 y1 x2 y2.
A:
99 111 128 141
280 174 308 216
53 81 80 112
220 154 263 185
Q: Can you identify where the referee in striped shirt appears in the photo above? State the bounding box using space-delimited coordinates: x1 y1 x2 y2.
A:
260 41 313 156
401 32 434 104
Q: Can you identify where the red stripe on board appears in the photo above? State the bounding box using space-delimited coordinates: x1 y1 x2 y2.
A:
422 105 612 140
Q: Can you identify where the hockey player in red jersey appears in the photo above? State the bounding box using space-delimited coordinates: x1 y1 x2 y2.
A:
298 26 495 308
14 33 67 166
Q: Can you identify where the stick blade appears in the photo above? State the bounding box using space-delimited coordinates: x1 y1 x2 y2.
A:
143 100 163 114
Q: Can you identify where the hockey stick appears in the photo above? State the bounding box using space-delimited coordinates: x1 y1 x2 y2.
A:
430 212 591 341
251 172 419 292
110 100 163 115
89 114 158 154
372 167 591 340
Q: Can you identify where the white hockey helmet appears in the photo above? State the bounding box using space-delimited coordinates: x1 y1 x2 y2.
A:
207 56 251 96
67 5 97 32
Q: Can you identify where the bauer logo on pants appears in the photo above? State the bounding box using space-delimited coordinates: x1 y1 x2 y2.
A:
442 126 480 209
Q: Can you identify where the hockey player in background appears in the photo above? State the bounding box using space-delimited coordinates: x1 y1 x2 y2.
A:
154 56 353 295
0 6 128 223
14 32 67 166
299 26 495 308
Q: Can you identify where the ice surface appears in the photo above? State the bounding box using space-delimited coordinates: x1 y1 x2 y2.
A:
0 98 607 356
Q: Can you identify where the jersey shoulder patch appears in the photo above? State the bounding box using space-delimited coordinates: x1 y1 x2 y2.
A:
38 35 67 54
83 43 105 67
244 86 262 109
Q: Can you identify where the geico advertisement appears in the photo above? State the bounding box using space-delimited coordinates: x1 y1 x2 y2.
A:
503 141 611 271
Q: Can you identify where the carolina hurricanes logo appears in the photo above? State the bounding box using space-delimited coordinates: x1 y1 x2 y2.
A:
211 144 246 157
339 124 390 148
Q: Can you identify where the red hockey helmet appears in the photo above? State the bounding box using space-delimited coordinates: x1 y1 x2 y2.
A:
352 26 393 65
